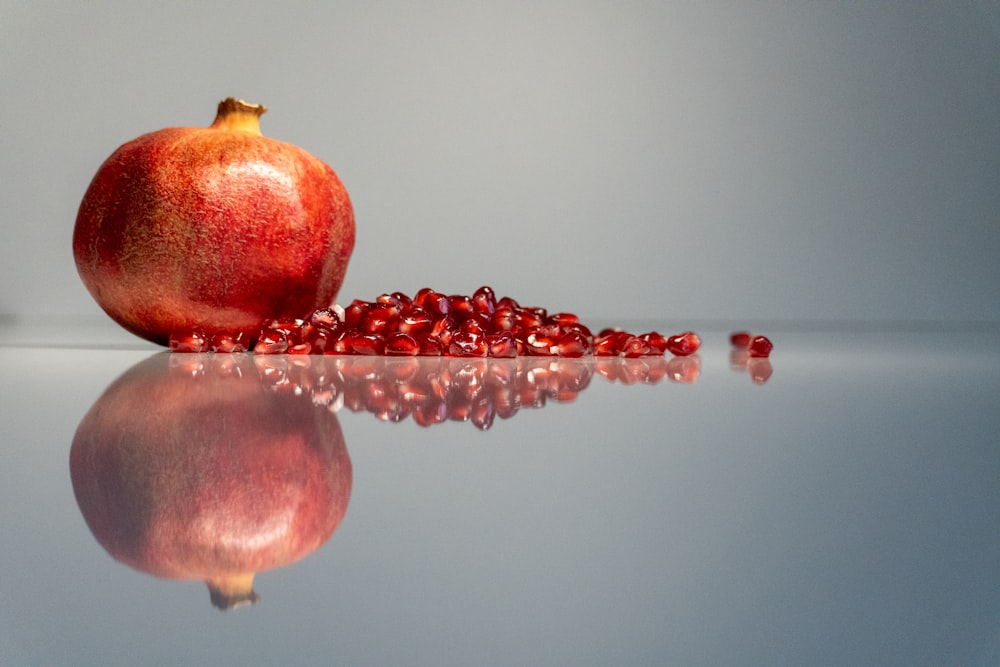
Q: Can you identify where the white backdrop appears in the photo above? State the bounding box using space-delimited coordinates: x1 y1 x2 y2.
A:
3 1 998 325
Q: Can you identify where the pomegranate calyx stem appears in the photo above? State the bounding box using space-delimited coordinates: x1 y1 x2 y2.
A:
205 572 260 610
210 97 267 135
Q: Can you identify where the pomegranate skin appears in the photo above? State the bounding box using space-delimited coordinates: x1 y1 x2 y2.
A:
73 99 355 346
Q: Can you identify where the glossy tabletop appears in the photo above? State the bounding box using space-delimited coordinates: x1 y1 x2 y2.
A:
1 320 998 667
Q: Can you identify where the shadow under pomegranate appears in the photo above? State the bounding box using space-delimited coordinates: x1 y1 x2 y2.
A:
69 353 352 610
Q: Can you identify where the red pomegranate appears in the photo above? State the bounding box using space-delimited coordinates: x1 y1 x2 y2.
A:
69 353 353 609
73 98 355 346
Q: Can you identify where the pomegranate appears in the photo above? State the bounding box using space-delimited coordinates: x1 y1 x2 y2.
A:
73 98 355 347
70 353 352 609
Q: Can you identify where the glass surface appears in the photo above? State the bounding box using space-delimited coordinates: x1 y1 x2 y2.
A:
1 321 998 667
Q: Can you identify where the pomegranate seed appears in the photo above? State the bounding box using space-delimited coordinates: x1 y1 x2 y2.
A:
546 312 579 327
515 309 544 330
414 288 451 317
416 333 443 356
385 332 420 356
491 306 517 331
398 307 434 336
486 332 518 358
730 331 752 348
555 330 591 357
593 333 622 357
621 336 651 358
524 329 557 355
343 301 369 328
253 329 289 354
749 335 774 358
169 330 208 353
471 285 497 314
362 304 399 334
637 332 668 355
448 294 475 319
349 333 386 356
461 313 490 335
665 332 700 356
450 330 488 357
208 331 249 353
309 307 341 330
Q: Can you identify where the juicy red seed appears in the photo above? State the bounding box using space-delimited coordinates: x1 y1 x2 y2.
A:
486 332 518 358
169 331 208 353
416 334 443 356
546 312 580 327
448 294 475 319
209 332 249 353
391 291 412 309
665 332 701 356
515 309 544 330
593 334 621 356
491 306 517 332
449 330 488 357
730 331 753 348
497 296 521 310
385 332 420 356
398 307 434 335
309 307 342 330
414 288 451 317
461 313 490 335
749 335 774 358
288 342 313 354
621 336 652 358
362 304 399 334
638 332 668 355
521 329 555 355
343 302 369 327
253 330 289 355
347 333 385 356
560 322 593 340
310 331 332 354
555 330 591 357
471 285 497 314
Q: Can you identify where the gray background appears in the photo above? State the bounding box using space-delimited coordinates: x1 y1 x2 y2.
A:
3 1 998 325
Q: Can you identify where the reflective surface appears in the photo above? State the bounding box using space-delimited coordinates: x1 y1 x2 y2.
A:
2 322 999 666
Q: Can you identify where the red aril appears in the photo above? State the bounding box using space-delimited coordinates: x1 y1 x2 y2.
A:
730 331 752 348
169 331 208 353
665 332 700 356
385 333 420 356
209 332 250 354
749 335 774 358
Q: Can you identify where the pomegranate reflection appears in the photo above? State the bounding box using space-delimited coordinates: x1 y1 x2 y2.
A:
304 353 697 428
70 353 352 610
70 352 691 608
